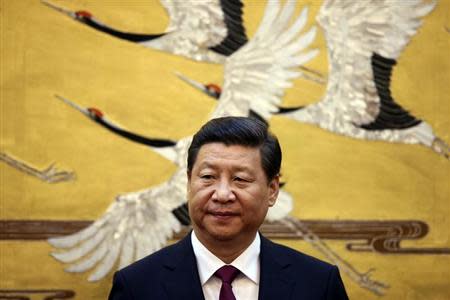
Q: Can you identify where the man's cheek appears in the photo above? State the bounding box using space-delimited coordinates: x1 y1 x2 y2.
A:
194 186 215 199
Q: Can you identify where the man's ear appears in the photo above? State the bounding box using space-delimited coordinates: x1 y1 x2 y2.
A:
186 171 192 192
268 175 280 207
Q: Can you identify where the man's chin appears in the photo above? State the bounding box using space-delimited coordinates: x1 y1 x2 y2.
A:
210 234 236 241
206 228 239 242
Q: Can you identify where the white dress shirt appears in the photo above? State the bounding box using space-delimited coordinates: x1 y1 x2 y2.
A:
191 231 260 300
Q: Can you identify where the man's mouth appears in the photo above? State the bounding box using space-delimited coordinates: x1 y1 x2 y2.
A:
208 211 239 218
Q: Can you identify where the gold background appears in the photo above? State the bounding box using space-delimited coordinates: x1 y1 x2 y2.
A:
1 0 449 299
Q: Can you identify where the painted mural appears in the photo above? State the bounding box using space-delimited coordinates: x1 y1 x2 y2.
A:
1 0 449 299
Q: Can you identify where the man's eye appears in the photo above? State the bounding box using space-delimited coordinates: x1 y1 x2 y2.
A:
200 174 213 180
234 177 246 182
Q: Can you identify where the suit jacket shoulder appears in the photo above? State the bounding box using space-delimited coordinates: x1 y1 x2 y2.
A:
108 233 348 300
108 233 205 300
259 235 349 300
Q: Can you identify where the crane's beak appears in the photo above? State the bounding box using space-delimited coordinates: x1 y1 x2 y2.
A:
55 94 90 116
174 71 208 94
41 0 76 19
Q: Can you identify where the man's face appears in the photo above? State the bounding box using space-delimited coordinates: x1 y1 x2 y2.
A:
188 143 279 245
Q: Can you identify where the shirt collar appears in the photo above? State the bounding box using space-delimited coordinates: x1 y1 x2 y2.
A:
191 231 260 285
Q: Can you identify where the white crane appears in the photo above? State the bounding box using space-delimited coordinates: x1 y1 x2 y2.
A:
41 0 325 82
41 0 246 63
286 0 448 158
48 0 316 282
177 0 448 159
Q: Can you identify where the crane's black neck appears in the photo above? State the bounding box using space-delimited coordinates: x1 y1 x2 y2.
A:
81 18 165 42
93 116 176 148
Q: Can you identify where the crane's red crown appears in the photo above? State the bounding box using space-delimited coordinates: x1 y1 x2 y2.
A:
75 11 92 19
88 108 103 118
206 83 222 95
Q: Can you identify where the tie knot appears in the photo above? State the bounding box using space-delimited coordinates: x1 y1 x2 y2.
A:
215 265 240 284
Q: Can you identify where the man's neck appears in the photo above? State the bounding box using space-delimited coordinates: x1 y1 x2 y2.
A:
193 230 257 264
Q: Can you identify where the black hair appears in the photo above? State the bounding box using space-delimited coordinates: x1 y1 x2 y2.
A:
187 116 281 181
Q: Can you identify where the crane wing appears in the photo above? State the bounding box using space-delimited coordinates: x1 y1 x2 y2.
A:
317 0 436 126
266 189 293 222
48 169 187 281
211 0 318 120
158 0 247 60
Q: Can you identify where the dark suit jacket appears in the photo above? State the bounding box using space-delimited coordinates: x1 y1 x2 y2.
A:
109 233 349 300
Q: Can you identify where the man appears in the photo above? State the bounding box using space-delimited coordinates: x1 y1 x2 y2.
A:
109 116 349 300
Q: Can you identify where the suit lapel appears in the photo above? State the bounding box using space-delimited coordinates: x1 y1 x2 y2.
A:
258 236 295 300
161 233 296 300
162 233 205 300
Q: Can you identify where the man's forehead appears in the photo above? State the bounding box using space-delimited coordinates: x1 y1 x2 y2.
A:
195 143 261 166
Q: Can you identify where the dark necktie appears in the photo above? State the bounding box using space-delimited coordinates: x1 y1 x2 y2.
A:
214 265 240 300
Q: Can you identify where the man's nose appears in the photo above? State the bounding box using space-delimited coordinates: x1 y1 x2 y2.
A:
212 179 236 202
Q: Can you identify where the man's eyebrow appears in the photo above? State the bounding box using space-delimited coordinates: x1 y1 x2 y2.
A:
197 161 215 169
233 165 253 172
197 161 254 173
